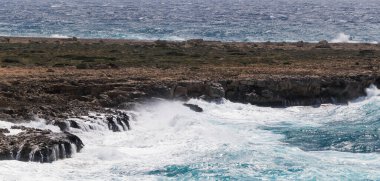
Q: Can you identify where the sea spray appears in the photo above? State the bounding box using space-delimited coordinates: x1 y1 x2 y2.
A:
0 85 379 180
330 33 358 43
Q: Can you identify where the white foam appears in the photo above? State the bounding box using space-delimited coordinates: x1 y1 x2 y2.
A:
0 85 379 180
164 36 186 41
330 33 359 43
365 84 380 98
329 32 378 44
350 84 379 103
50 34 71 39
0 119 61 136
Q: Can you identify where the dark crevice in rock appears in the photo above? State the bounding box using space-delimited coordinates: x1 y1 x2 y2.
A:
107 111 131 132
107 116 120 132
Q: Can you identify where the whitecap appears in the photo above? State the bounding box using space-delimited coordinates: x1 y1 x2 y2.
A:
50 4 62 8
164 36 186 41
50 34 71 39
330 33 359 43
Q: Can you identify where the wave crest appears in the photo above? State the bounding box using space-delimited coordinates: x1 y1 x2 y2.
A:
330 33 358 43
50 34 71 38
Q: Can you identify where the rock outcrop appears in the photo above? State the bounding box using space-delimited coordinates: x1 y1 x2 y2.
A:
205 83 225 100
183 103 203 112
0 37 10 43
53 111 131 132
0 72 378 122
0 127 84 163
170 75 378 107
0 110 132 163
0 128 10 134
315 40 331 48
107 111 131 132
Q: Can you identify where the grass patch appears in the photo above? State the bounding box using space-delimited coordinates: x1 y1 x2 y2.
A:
76 63 89 69
2 57 22 64
57 55 117 61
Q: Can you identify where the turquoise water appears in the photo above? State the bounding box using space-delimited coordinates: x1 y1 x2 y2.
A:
1 0 379 42
0 86 379 180
265 96 380 153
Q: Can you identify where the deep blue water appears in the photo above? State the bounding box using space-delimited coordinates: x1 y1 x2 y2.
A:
1 0 380 42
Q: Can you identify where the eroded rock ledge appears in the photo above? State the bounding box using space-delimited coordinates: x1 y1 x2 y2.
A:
0 127 83 162
171 75 380 106
0 111 131 163
0 73 379 121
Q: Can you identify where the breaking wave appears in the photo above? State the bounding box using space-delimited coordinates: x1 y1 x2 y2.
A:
50 34 71 39
330 33 378 44
330 33 359 43
0 85 379 180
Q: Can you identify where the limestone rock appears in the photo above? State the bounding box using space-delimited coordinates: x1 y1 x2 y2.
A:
183 103 203 112
0 128 9 134
173 86 188 99
205 83 225 99
0 128 84 163
315 40 331 48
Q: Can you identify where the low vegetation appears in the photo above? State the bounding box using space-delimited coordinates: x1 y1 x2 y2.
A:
0 38 379 69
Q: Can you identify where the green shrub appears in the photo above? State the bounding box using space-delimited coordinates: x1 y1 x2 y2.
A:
76 63 89 69
2 57 21 64
53 63 67 67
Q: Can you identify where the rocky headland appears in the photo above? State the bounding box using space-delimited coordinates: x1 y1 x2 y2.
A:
0 37 379 162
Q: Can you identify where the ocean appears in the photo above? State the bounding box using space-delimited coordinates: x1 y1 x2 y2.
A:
0 85 379 180
1 0 380 180
0 0 379 43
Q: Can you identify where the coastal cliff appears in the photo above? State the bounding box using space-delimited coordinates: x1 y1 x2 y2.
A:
0 37 379 162
1 69 378 121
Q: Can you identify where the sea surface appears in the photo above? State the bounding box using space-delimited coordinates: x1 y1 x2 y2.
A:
0 85 379 180
0 0 379 43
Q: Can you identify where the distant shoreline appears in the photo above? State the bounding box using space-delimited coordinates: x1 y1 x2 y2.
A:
1 35 378 45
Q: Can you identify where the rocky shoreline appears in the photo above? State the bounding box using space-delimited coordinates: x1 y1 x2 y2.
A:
0 37 379 162
1 69 378 121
